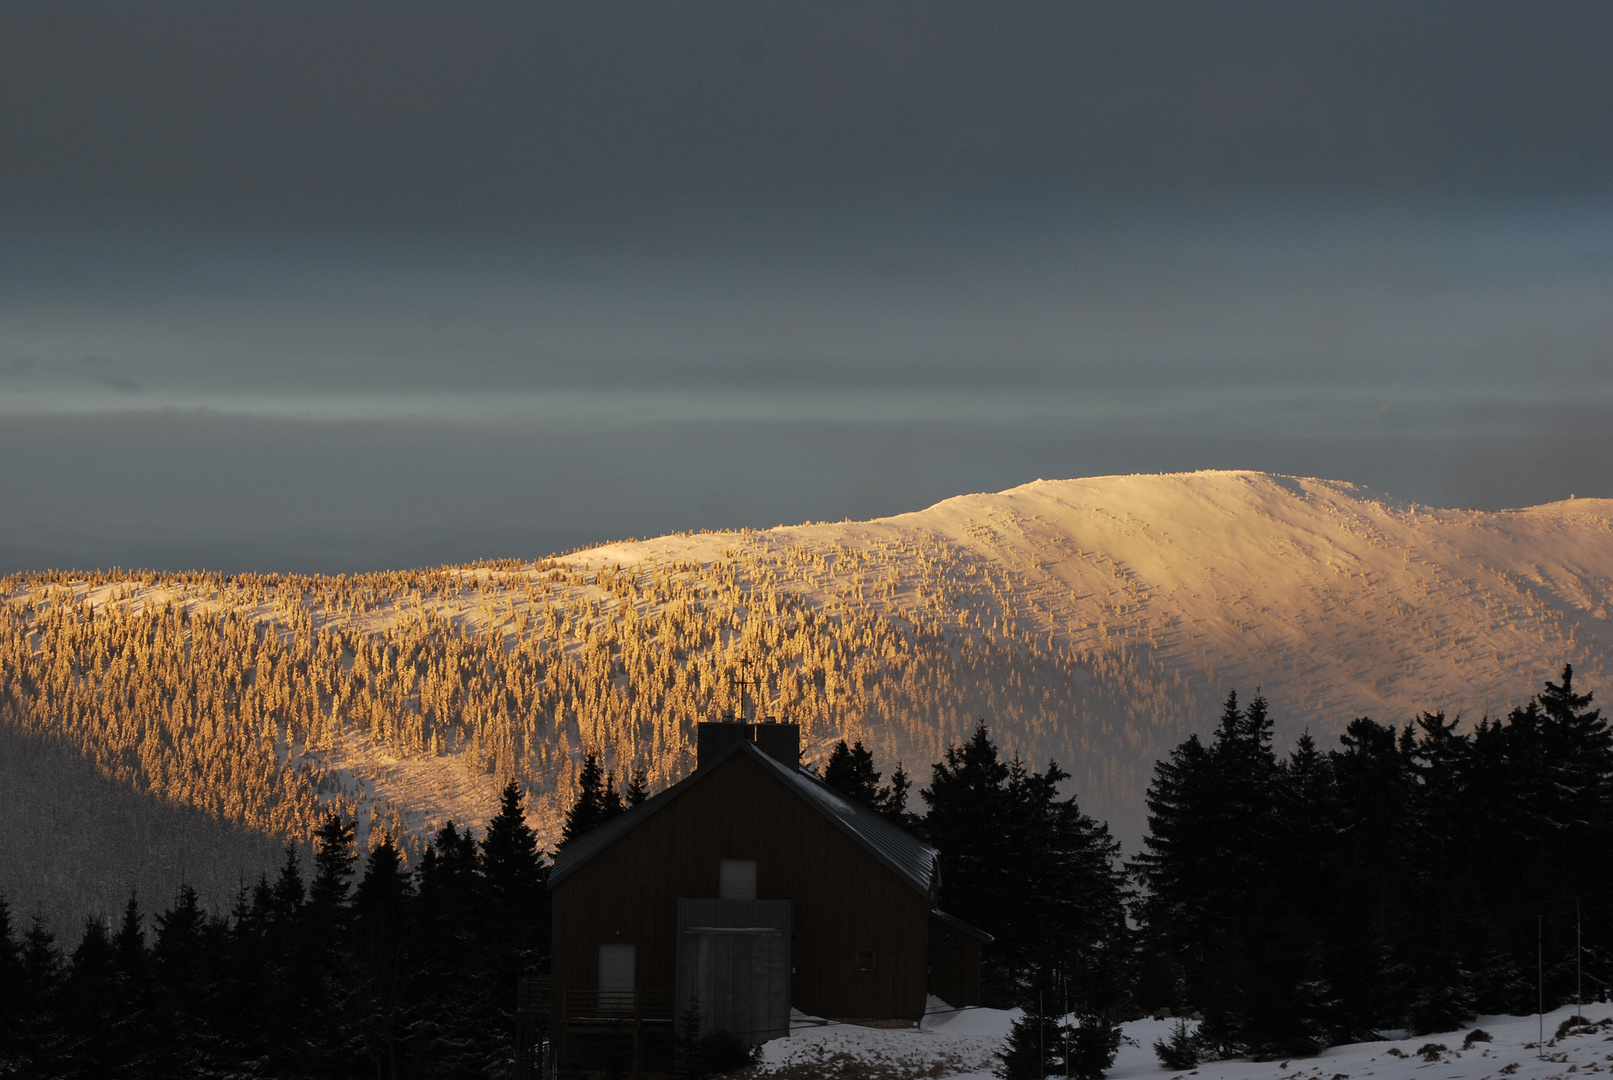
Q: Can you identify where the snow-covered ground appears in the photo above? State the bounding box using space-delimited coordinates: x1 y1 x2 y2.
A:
747 1003 1613 1080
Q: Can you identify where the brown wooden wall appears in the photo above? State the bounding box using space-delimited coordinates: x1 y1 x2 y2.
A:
551 751 931 1031
926 912 983 1008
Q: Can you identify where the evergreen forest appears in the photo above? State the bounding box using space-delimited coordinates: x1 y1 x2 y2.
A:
3 665 1609 1079
0 549 1196 931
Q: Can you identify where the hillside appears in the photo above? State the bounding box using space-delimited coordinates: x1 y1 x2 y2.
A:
3 471 1610 931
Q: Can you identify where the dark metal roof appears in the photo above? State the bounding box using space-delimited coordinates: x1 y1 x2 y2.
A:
930 907 994 944
548 741 939 896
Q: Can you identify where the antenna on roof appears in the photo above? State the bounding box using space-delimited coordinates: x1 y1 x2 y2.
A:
731 656 760 724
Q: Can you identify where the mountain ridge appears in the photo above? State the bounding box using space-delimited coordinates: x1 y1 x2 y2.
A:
3 470 1609 933
572 469 1612 724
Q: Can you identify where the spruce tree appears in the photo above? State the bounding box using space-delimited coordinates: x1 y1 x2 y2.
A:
996 995 1061 1080
151 885 218 1073
881 762 915 825
415 820 495 1077
1136 691 1313 1056
310 813 358 911
1132 731 1217 1013
271 843 306 920
824 739 916 825
560 753 627 846
925 723 1130 1010
480 779 550 1071
0 897 23 1068
0 896 19 1052
352 835 416 1080
625 767 651 807
108 890 152 1072
481 781 546 908
823 740 883 805
1251 731 1337 1055
285 813 359 1076
16 912 66 1077
923 724 1012 938
63 917 120 1076
1325 717 1417 1036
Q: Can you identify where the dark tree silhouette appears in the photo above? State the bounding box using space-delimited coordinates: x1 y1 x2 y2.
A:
559 753 626 846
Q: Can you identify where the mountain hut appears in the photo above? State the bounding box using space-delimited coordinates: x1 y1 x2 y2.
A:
545 720 990 1077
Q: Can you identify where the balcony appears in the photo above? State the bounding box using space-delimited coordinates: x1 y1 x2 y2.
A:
559 988 675 1025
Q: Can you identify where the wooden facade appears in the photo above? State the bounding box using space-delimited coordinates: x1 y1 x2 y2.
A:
548 729 986 1075
926 909 990 1008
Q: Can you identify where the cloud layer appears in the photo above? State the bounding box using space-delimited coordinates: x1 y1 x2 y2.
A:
2 2 1610 572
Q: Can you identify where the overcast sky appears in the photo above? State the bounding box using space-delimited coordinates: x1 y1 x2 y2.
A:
2 1 1610 574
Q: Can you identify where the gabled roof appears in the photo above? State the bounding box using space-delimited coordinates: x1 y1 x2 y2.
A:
548 741 939 896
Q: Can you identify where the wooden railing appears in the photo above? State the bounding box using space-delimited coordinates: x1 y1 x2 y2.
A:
560 989 675 1023
512 977 551 1080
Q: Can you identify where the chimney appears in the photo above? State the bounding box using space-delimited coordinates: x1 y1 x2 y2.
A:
752 720 801 770
695 719 800 771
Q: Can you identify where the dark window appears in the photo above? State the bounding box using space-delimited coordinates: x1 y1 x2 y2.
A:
855 948 876 971
718 858 757 900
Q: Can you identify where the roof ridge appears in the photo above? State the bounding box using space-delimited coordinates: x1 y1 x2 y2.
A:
548 742 937 895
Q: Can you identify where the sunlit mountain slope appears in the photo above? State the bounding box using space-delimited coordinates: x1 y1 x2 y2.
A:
3 471 1609 932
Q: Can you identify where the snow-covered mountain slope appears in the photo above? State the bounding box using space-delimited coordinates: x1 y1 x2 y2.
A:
568 469 1612 779
3 471 1610 934
759 470 1613 727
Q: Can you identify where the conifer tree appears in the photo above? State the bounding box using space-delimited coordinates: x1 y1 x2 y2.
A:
481 781 546 906
351 835 415 1080
355 835 413 919
478 778 550 1068
0 896 21 1065
996 995 1061 1080
823 739 916 825
113 892 145 961
923 724 1011 891
1136 692 1327 1056
108 890 152 1068
309 814 358 911
925 723 1130 1010
1251 731 1337 1055
415 820 498 1077
1132 730 1216 1012
560 754 626 846
1325 717 1416 1035
151 885 219 1071
625 767 650 807
881 762 916 826
14 912 67 1076
421 820 481 903
823 740 883 804
271 844 306 920
62 917 120 1074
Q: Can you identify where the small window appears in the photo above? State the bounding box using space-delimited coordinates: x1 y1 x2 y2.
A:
855 948 876 971
719 858 757 900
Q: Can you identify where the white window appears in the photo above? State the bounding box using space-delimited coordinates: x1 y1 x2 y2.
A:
598 943 636 993
718 858 757 900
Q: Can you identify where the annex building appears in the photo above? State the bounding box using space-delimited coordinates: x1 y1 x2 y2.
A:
545 720 989 1076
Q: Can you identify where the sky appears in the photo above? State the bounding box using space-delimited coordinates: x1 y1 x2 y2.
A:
2 1 1610 574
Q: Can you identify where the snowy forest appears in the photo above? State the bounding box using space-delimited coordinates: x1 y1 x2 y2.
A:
1 665 1608 1079
0 548 1196 929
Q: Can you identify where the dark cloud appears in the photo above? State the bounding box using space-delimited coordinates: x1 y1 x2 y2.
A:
2 407 1609 576
2 3 1610 572
2 1 1610 239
